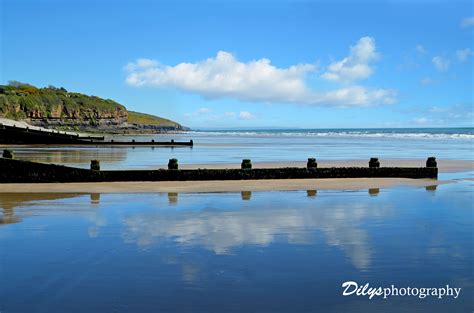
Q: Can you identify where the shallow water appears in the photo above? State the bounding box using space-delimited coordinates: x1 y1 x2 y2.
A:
1 128 473 169
1 180 472 312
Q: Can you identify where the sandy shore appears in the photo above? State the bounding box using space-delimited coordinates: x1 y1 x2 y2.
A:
0 159 470 193
0 177 447 194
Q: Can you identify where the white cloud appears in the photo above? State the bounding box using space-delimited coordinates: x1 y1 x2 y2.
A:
413 117 430 125
239 111 255 120
224 112 236 118
461 17 474 28
197 107 210 114
416 44 427 54
432 56 450 72
321 36 379 83
420 77 434 85
125 39 395 107
456 48 473 62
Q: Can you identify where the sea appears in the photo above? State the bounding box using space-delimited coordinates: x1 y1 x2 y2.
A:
0 127 473 312
3 127 474 169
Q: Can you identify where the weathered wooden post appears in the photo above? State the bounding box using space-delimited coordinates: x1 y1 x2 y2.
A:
241 159 252 169
2 149 14 159
168 158 178 170
90 160 100 171
426 157 437 168
307 158 317 168
369 157 380 168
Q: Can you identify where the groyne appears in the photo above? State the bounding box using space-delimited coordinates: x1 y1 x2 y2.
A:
0 156 438 184
0 123 193 146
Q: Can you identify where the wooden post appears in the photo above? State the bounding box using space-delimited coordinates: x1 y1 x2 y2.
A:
241 159 252 169
307 158 317 168
168 158 178 170
426 157 437 168
369 158 380 168
90 160 100 171
2 149 14 159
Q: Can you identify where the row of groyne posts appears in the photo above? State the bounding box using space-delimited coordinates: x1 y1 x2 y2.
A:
2 150 438 171
90 157 438 171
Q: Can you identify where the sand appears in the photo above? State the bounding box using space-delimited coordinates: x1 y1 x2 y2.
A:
0 159 471 193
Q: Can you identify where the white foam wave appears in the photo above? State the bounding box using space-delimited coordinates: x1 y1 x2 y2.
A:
184 130 474 140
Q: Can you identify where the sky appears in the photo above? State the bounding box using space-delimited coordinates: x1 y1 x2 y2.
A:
1 0 473 129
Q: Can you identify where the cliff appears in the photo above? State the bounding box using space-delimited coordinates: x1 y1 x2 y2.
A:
0 82 186 133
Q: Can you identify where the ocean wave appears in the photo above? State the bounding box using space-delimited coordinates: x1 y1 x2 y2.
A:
184 130 474 140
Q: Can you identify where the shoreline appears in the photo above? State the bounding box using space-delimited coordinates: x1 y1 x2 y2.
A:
0 159 470 194
0 177 447 194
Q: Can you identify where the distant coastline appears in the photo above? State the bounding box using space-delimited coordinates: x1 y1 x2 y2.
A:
0 82 189 134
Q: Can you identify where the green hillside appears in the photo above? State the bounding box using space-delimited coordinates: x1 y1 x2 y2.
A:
0 82 183 130
127 111 179 127
0 82 126 120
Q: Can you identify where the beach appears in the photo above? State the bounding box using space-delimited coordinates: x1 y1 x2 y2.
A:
1 129 473 313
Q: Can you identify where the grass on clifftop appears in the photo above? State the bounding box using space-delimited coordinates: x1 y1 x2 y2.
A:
127 111 178 127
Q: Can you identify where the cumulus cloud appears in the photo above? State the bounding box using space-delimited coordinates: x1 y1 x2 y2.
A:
461 17 474 28
432 56 450 72
125 38 396 107
456 48 473 62
321 36 379 83
420 77 434 85
416 44 427 54
239 111 255 120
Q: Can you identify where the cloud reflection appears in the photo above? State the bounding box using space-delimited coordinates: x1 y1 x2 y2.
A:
122 193 391 270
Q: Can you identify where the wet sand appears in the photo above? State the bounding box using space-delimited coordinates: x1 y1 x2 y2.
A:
0 159 470 193
0 177 448 194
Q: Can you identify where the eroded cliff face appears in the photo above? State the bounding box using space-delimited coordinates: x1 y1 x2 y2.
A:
21 105 128 122
0 84 186 133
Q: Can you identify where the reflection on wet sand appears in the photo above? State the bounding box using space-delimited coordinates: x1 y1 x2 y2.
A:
90 193 101 204
168 192 178 204
0 193 97 226
241 191 252 201
0 207 20 225
0 191 392 269
2 147 127 168
122 193 390 270
368 188 380 196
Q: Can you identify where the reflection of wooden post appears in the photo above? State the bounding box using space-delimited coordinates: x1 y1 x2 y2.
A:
0 208 20 225
241 191 252 201
368 188 380 196
425 185 437 191
168 192 178 204
90 193 101 204
307 190 317 197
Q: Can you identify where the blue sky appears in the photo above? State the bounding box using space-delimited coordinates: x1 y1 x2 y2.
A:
1 0 473 128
